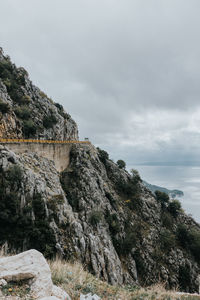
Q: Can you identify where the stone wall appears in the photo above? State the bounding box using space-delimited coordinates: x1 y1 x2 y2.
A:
1 142 72 172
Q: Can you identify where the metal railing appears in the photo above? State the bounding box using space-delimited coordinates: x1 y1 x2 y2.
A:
0 138 91 144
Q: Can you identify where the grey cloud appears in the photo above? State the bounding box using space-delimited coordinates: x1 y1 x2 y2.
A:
1 0 200 164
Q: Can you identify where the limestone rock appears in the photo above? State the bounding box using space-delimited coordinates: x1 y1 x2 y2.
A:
0 250 52 298
80 293 101 300
52 285 71 300
0 279 7 286
0 250 70 300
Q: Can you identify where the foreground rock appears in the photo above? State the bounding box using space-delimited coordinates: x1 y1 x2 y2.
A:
0 250 71 300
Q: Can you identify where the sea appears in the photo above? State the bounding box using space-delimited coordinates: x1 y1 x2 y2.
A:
129 164 200 223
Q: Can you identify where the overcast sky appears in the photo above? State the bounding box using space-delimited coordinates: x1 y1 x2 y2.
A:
1 0 200 166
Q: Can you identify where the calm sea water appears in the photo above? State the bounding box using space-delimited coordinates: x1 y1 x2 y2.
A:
129 165 200 223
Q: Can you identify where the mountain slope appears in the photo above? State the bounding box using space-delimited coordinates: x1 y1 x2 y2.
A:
0 48 78 140
0 49 200 294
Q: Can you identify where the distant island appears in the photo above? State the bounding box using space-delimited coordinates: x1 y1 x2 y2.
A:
143 181 184 198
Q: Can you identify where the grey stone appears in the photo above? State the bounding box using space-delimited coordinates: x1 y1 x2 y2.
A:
80 293 101 300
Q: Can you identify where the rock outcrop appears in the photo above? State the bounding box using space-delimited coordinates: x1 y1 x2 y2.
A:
0 48 78 140
0 249 70 299
0 144 199 293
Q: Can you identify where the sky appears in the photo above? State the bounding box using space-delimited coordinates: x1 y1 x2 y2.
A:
1 0 200 166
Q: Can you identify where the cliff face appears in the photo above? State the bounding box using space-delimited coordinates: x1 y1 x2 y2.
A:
0 144 200 293
0 50 200 294
0 48 78 140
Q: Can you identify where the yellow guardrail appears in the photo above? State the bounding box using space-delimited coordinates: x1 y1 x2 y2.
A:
0 138 91 144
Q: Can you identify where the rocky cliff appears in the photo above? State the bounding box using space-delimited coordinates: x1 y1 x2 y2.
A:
0 144 200 293
0 50 200 294
0 48 78 140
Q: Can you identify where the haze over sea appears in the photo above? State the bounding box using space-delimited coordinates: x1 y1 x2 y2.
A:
129 162 200 223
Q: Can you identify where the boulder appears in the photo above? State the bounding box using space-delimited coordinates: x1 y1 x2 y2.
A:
0 249 71 300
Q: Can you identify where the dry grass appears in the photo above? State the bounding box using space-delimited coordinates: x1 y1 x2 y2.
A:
49 258 200 300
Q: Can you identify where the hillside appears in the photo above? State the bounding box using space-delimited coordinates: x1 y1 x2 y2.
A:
0 49 200 295
0 48 78 140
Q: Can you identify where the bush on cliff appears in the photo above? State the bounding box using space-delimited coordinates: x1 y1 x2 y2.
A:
117 171 142 211
0 165 56 258
117 159 126 169
97 147 109 164
43 113 57 129
155 191 169 209
14 105 31 120
160 229 175 251
23 120 37 138
176 224 200 262
168 199 182 217
89 210 102 227
0 58 27 104
0 100 10 113
6 165 23 185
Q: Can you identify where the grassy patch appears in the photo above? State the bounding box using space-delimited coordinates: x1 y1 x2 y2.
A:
49 259 200 300
1 280 33 299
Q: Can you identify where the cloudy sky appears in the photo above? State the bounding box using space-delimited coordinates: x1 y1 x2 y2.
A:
1 0 200 166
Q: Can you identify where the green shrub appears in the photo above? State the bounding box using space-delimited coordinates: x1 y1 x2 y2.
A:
134 249 145 275
32 193 46 219
117 160 126 169
161 211 173 230
39 91 47 98
55 103 63 110
60 170 82 212
97 148 109 164
0 167 56 258
176 224 200 262
160 229 175 251
105 192 116 207
188 229 200 263
14 105 31 120
89 210 102 226
0 100 10 113
155 191 169 209
123 231 137 254
117 173 142 211
113 228 137 256
130 169 141 180
176 224 190 248
168 199 182 217
105 212 120 235
52 194 65 205
55 103 68 118
43 114 57 129
118 176 141 197
47 195 65 213
28 219 56 257
179 264 191 292
21 95 31 103
7 165 23 184
0 59 28 104
23 120 37 137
